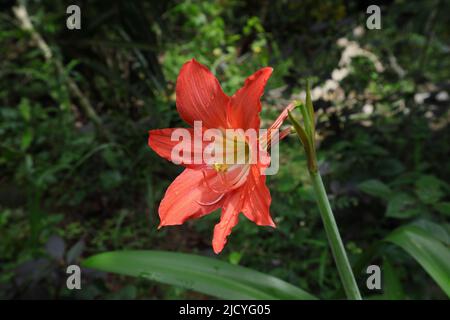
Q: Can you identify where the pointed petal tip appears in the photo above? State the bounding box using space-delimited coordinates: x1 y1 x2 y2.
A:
176 58 229 128
157 215 167 229
255 66 273 80
254 218 276 228
263 66 273 73
181 58 206 71
147 128 164 148
212 233 227 254
259 66 273 79
212 244 223 254
212 234 225 254
157 220 181 229
178 58 202 75
229 66 274 129
266 217 276 228
147 130 156 148
184 57 198 65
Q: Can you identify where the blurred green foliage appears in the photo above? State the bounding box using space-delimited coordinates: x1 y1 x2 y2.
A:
0 0 449 299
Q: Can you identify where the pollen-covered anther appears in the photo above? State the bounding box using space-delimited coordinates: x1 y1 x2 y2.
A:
213 163 229 173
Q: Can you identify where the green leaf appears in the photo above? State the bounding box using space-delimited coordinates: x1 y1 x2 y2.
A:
358 179 392 199
415 175 444 204
381 258 405 300
411 220 450 245
19 98 31 122
368 258 405 300
21 127 33 151
66 240 85 264
386 193 419 218
386 224 450 297
435 202 450 217
82 250 316 300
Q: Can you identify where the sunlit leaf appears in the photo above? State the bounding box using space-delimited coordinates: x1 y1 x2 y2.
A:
83 250 316 300
411 220 450 245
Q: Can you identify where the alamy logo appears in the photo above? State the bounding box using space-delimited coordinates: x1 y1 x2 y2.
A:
366 5 381 30
66 5 81 30
166 121 281 175
366 265 381 290
66 265 81 290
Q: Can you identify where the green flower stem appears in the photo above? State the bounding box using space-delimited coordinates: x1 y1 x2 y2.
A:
309 170 362 300
288 80 361 299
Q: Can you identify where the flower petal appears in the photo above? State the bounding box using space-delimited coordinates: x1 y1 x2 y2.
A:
212 190 244 254
159 169 224 227
176 59 229 129
148 128 207 168
230 67 273 130
242 165 275 227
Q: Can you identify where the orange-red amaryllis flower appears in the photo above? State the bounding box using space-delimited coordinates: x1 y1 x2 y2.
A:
148 59 293 253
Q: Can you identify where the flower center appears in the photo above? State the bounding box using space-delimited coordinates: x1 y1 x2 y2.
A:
213 163 229 173
209 131 254 174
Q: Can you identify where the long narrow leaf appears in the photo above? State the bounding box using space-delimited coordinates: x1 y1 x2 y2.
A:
82 250 316 300
386 225 450 297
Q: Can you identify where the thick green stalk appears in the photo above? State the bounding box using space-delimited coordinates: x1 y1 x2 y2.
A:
309 170 362 300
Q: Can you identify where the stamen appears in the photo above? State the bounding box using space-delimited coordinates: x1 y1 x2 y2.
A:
260 102 296 149
196 193 225 206
213 163 229 172
201 170 228 194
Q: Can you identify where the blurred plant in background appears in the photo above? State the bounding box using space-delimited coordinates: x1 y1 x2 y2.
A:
0 0 449 299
